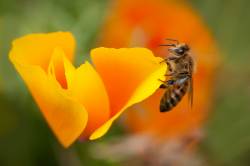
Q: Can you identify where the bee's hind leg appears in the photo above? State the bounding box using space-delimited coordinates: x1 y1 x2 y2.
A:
158 79 167 89
159 84 167 89
158 79 175 89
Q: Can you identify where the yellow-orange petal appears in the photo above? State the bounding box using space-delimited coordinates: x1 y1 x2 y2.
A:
89 47 167 139
10 32 75 70
48 47 110 139
66 61 110 138
9 34 87 148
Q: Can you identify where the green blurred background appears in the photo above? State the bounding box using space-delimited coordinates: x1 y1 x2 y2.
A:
0 0 250 165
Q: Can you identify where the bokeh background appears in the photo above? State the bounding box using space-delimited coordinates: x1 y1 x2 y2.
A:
0 0 250 166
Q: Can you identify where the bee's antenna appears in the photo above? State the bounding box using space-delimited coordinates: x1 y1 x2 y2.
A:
159 44 176 47
165 38 179 44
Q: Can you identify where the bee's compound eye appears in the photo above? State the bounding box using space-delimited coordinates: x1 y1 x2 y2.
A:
176 48 184 55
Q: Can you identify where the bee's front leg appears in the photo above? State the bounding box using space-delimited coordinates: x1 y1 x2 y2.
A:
159 56 178 64
160 59 167 64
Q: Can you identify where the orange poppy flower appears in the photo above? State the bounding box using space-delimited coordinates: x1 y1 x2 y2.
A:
99 0 220 140
9 32 167 147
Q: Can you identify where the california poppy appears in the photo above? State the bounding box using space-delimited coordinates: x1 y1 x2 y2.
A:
9 32 167 147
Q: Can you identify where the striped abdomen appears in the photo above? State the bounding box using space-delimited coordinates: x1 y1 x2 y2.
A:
160 79 189 112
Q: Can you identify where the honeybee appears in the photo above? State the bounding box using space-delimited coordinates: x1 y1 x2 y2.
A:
159 39 194 112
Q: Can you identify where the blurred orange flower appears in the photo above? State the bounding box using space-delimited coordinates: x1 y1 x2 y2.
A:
99 0 219 140
9 32 167 147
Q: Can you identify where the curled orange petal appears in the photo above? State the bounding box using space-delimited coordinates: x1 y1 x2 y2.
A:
66 61 110 138
90 47 167 139
9 32 88 147
11 32 75 70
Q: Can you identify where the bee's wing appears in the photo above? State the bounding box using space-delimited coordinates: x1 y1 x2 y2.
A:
188 77 193 109
188 56 194 109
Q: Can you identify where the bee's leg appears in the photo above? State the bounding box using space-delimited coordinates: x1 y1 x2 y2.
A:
158 79 176 89
165 73 174 76
159 84 167 89
158 79 166 83
167 56 178 61
166 62 175 76
158 79 169 89
158 79 167 86
159 56 178 64
160 59 168 64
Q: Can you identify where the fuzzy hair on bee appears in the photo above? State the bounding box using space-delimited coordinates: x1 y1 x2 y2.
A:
159 39 194 112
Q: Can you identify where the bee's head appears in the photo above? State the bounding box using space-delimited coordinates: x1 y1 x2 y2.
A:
168 43 190 56
160 39 190 56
